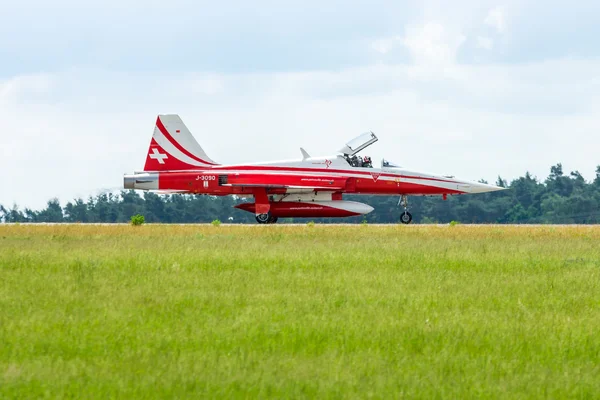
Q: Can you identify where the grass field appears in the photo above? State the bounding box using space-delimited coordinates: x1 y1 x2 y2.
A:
1 224 599 399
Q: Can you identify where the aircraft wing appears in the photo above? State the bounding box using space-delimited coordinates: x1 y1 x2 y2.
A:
222 173 349 191
152 190 188 194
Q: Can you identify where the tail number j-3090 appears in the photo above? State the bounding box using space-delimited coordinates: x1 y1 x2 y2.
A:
196 175 216 181
196 175 216 188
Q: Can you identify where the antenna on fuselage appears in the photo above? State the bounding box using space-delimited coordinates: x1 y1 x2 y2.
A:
300 147 311 160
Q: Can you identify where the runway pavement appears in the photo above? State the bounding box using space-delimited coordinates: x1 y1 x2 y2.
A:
2 223 598 227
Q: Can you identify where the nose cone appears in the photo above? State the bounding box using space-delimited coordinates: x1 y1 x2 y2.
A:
468 182 508 194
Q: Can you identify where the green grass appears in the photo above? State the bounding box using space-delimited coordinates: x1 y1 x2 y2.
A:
1 225 599 399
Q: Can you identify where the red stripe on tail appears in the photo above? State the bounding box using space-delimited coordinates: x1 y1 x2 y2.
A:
156 117 217 166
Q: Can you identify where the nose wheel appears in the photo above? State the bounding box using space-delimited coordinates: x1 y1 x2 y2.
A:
399 195 413 224
400 211 412 224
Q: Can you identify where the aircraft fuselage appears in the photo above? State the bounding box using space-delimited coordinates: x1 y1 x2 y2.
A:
123 115 506 223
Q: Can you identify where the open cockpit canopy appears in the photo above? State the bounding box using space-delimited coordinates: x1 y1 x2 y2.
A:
338 131 378 156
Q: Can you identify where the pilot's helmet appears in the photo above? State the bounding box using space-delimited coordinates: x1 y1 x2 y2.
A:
364 156 371 163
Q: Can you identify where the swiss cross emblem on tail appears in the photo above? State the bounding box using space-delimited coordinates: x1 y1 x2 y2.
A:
370 172 381 182
149 148 168 164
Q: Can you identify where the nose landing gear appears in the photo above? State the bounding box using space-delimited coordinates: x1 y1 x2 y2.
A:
399 195 412 224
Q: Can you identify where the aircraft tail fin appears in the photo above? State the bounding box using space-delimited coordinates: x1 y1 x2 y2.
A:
143 114 219 171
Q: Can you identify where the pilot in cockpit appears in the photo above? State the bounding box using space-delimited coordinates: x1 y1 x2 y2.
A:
348 155 373 168
341 131 378 168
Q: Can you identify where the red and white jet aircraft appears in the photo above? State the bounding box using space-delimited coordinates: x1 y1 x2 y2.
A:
124 115 505 224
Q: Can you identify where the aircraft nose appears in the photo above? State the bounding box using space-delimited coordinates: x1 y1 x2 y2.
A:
468 182 507 194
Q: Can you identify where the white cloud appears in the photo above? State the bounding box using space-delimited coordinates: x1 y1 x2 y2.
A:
402 23 466 66
0 74 54 104
476 36 494 50
184 75 224 96
371 37 400 55
485 6 506 34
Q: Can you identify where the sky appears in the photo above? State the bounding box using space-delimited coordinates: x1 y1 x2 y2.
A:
2 0 600 209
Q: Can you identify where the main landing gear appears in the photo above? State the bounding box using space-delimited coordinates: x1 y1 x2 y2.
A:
256 212 278 224
399 195 412 224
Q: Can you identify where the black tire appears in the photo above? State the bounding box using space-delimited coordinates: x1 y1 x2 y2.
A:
268 216 278 224
400 211 412 224
256 213 271 224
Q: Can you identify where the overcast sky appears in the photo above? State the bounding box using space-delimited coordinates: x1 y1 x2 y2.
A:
2 0 600 209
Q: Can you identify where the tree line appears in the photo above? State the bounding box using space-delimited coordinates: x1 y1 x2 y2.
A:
3 164 600 224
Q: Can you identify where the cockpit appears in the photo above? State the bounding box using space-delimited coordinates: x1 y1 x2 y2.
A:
381 159 401 168
339 131 378 168
346 155 373 168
